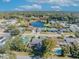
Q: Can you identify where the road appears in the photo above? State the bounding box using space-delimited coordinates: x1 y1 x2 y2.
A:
23 32 61 37
16 56 74 59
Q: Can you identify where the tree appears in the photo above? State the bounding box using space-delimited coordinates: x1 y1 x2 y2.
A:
18 18 26 27
75 32 79 38
61 42 79 58
9 36 27 52
6 25 20 36
29 38 57 58
0 47 6 54
10 29 20 36
69 42 79 58
42 39 57 57
7 25 16 30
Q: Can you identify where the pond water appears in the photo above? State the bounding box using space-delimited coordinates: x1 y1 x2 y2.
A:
31 21 44 28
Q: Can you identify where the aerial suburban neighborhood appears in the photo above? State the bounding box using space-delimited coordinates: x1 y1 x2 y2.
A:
0 12 79 59
0 0 79 59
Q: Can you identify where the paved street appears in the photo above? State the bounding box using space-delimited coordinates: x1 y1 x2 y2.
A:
16 56 74 59
23 33 61 37
0 54 9 59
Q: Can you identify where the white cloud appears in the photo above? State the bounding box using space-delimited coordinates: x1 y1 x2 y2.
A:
14 8 24 11
20 4 42 10
72 3 78 6
51 6 61 11
3 0 11 3
28 0 79 7
51 6 61 9
14 4 42 11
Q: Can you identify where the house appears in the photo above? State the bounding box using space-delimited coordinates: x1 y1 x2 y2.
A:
49 20 56 24
6 19 17 24
64 37 79 43
0 33 10 47
70 24 79 32
30 37 43 45
59 28 70 32
48 28 58 32
29 36 47 47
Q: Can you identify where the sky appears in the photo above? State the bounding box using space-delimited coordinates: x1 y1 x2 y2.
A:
0 0 79 12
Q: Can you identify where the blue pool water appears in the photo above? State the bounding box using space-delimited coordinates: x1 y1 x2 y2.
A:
54 48 63 56
31 21 44 28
